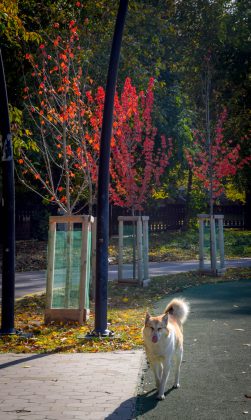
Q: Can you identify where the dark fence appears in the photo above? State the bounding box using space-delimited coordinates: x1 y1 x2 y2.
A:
15 208 38 240
0 202 248 242
214 205 246 229
147 204 186 232
109 203 247 235
0 202 56 242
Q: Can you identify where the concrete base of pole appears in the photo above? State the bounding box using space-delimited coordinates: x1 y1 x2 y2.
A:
0 329 32 337
0 328 16 336
84 329 115 339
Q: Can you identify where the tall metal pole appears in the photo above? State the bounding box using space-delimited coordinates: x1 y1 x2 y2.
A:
205 65 213 219
94 0 128 336
205 57 216 273
0 49 16 334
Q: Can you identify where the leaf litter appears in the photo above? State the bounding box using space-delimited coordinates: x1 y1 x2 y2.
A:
0 268 250 354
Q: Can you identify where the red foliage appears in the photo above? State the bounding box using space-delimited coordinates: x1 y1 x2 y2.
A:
110 77 172 211
22 21 99 213
85 77 173 212
185 108 251 199
22 20 171 213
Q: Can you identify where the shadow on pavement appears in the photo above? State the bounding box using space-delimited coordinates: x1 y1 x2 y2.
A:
104 387 176 419
0 353 50 370
135 386 176 418
104 396 137 420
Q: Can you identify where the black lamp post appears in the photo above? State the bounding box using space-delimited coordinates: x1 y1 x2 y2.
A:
93 0 128 336
0 49 16 335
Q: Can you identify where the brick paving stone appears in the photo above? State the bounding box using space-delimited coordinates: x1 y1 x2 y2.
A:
0 350 143 420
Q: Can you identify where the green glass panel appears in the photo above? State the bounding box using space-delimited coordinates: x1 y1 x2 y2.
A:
84 229 92 310
203 220 211 269
51 226 82 309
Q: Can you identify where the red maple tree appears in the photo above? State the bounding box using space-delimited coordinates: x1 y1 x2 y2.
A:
86 77 173 213
110 77 172 212
185 108 251 202
19 20 171 215
20 19 99 214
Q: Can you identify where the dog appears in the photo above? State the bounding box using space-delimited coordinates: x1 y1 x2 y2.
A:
143 298 189 400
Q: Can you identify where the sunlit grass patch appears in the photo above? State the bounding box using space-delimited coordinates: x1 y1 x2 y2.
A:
224 229 251 258
109 229 251 263
7 229 251 272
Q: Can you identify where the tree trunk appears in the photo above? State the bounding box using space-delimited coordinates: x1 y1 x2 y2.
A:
183 168 193 230
132 207 136 280
64 221 73 308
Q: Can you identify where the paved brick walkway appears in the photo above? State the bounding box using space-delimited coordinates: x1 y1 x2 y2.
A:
0 350 144 420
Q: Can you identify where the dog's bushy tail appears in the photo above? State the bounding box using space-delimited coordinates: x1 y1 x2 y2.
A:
165 298 189 324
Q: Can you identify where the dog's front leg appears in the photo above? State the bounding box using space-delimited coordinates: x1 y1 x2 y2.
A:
157 360 171 400
152 361 163 390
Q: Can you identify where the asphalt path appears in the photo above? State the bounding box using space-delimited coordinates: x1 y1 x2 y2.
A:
136 280 251 420
0 258 251 301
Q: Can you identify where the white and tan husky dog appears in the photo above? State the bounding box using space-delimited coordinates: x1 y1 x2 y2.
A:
143 298 189 400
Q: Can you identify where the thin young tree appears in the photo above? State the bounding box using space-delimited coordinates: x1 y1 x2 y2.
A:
19 18 99 308
82 77 173 213
184 107 251 205
85 77 173 279
110 77 173 214
19 19 98 215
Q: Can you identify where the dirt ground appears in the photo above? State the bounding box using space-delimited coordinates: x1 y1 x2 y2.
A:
0 240 47 272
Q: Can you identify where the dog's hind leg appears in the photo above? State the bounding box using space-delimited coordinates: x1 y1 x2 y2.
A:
173 347 183 389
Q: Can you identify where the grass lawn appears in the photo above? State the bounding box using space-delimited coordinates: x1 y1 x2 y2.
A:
109 228 251 262
0 267 250 354
7 228 251 272
224 229 251 258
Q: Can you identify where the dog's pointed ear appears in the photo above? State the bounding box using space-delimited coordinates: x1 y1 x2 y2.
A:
162 313 168 326
145 311 151 325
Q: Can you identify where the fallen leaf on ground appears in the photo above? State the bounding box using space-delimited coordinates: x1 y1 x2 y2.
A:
1 267 251 354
